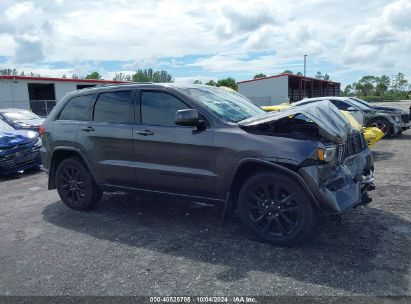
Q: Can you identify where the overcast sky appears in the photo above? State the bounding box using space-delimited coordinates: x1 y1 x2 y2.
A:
0 0 410 86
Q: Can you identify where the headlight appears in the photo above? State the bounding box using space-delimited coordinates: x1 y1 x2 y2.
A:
34 138 42 147
394 116 401 123
317 145 337 162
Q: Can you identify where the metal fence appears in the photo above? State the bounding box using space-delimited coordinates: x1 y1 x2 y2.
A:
29 100 56 117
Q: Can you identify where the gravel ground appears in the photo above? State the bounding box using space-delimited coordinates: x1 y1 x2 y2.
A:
0 102 410 296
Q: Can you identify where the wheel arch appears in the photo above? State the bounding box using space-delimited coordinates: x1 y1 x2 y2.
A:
48 147 96 190
222 158 320 220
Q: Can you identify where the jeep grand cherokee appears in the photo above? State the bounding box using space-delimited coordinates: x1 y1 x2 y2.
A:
40 84 375 245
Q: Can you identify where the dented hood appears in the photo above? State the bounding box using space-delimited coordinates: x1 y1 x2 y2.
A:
239 100 351 144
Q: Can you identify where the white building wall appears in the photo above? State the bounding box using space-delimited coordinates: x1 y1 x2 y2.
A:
55 82 78 102
238 76 289 106
0 80 30 109
0 79 103 110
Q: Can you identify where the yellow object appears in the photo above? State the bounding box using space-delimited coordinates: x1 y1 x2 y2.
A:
261 104 291 111
262 105 384 148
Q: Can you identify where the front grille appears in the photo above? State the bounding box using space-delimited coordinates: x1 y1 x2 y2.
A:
0 147 40 169
337 131 367 163
401 114 410 123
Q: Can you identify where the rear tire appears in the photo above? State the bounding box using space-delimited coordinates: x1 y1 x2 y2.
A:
238 172 316 246
56 157 102 210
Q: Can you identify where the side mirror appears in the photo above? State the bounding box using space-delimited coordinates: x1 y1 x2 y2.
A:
175 109 203 127
347 106 358 112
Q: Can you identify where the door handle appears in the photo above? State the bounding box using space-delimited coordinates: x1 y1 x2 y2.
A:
81 126 95 132
136 130 154 136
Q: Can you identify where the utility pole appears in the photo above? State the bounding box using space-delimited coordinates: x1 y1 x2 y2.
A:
304 54 307 98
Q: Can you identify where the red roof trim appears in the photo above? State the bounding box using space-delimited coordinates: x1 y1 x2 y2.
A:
237 73 340 84
0 75 128 84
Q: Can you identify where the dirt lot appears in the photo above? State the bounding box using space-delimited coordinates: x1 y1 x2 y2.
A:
0 102 410 296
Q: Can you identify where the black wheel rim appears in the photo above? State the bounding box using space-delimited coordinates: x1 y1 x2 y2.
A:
372 122 388 135
59 166 86 205
246 182 302 237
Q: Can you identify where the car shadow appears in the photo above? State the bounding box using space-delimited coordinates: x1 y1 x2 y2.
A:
372 150 395 162
42 194 411 295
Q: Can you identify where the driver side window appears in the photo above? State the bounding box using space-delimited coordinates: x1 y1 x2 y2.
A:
141 91 189 126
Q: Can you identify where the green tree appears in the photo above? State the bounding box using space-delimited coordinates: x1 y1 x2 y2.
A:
217 77 238 91
296 72 303 76
323 74 330 80
253 73 266 79
85 72 102 80
315 71 323 79
374 75 390 96
205 80 217 86
113 73 132 81
193 80 202 84
357 76 376 96
283 70 293 74
342 84 353 96
0 68 18 76
132 68 173 83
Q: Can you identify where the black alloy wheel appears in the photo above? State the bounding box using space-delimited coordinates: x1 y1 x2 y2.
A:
56 157 102 210
238 172 315 245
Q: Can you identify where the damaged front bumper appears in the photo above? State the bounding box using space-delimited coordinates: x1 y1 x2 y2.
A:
298 148 375 213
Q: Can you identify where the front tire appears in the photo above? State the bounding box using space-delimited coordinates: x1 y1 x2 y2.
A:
238 172 315 246
369 118 393 137
55 157 102 210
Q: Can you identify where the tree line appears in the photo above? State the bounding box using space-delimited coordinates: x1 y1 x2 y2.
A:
341 73 411 101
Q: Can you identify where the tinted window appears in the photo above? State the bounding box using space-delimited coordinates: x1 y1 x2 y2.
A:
141 92 189 126
93 91 132 124
330 100 350 110
59 95 96 121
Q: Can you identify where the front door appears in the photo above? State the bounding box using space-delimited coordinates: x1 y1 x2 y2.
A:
132 90 215 198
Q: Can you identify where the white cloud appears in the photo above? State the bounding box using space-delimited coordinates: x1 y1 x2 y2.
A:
0 0 409 82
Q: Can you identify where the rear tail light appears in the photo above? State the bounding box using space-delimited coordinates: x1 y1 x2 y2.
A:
39 124 45 136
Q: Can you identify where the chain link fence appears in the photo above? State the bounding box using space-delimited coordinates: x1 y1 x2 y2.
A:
29 100 56 117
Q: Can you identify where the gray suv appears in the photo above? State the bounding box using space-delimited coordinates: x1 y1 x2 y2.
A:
40 84 375 245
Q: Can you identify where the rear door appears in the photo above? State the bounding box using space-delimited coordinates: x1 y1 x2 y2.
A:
51 93 96 150
132 90 215 198
75 90 136 187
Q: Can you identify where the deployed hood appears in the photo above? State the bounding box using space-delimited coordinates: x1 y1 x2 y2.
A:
239 100 351 144
0 130 39 148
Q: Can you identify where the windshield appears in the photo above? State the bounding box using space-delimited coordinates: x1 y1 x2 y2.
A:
346 98 371 111
0 119 14 131
2 111 40 122
349 97 370 107
179 87 266 123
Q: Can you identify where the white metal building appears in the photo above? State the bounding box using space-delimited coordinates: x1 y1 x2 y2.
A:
0 76 126 116
238 73 341 106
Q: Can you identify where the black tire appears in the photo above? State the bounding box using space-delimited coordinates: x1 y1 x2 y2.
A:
238 172 316 246
369 118 393 137
55 157 102 210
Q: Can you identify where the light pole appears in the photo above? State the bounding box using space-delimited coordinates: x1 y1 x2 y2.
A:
304 54 307 98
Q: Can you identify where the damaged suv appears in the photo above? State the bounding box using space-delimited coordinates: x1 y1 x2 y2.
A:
41 84 374 245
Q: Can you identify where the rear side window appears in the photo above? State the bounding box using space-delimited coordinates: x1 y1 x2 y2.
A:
58 94 96 121
141 91 189 126
93 91 132 124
